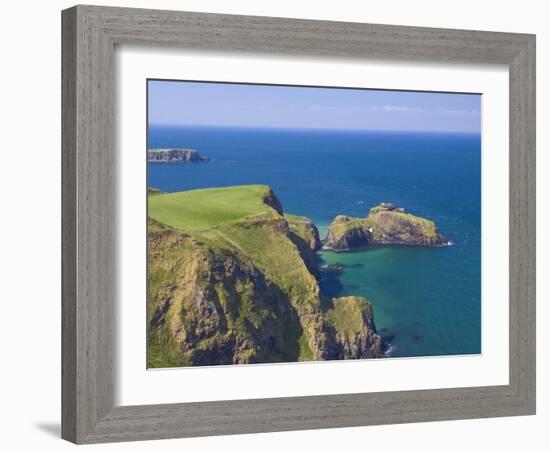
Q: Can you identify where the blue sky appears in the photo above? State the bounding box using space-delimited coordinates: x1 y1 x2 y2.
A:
148 80 481 133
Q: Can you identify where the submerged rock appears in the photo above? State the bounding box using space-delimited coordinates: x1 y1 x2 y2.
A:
324 203 449 251
320 263 344 272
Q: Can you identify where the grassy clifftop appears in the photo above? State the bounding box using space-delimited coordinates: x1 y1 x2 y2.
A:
147 184 384 367
148 185 276 231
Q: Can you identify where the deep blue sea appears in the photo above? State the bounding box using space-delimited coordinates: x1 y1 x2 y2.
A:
148 125 481 358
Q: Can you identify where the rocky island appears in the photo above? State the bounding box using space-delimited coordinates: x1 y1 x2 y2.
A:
148 148 209 163
324 202 449 251
147 185 386 367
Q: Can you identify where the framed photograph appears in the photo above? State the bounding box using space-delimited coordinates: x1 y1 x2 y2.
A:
62 5 536 444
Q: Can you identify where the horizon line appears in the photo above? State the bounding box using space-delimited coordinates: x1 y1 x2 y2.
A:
147 123 481 135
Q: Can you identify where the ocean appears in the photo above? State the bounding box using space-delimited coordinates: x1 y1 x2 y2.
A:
148 125 481 358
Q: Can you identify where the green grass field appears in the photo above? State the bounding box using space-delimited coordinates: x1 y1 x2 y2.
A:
148 185 274 231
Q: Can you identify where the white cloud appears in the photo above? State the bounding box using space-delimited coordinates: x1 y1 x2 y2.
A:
437 108 481 116
301 104 480 117
305 104 426 113
376 105 425 112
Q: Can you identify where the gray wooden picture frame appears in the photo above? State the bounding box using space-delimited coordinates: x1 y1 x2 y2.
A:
61 4 536 444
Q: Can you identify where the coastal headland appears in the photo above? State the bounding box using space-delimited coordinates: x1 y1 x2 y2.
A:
147 185 388 367
147 184 448 367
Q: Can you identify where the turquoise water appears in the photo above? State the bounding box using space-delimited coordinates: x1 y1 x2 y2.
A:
148 125 481 357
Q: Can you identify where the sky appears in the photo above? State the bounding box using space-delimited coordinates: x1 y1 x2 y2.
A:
148 80 481 133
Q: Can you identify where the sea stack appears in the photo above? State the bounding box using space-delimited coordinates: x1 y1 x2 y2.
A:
324 203 449 251
148 148 209 163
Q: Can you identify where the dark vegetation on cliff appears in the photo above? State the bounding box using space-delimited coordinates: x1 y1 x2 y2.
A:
324 202 449 251
147 185 385 367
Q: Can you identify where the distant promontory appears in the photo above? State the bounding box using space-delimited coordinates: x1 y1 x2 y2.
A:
148 148 209 163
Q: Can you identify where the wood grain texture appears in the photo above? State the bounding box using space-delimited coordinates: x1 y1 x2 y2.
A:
61 4 536 444
508 36 536 409
61 7 77 443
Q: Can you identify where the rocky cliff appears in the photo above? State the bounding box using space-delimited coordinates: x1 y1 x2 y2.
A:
323 296 385 359
148 148 209 163
261 186 284 215
286 214 322 278
324 203 449 251
148 218 304 366
147 186 385 367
